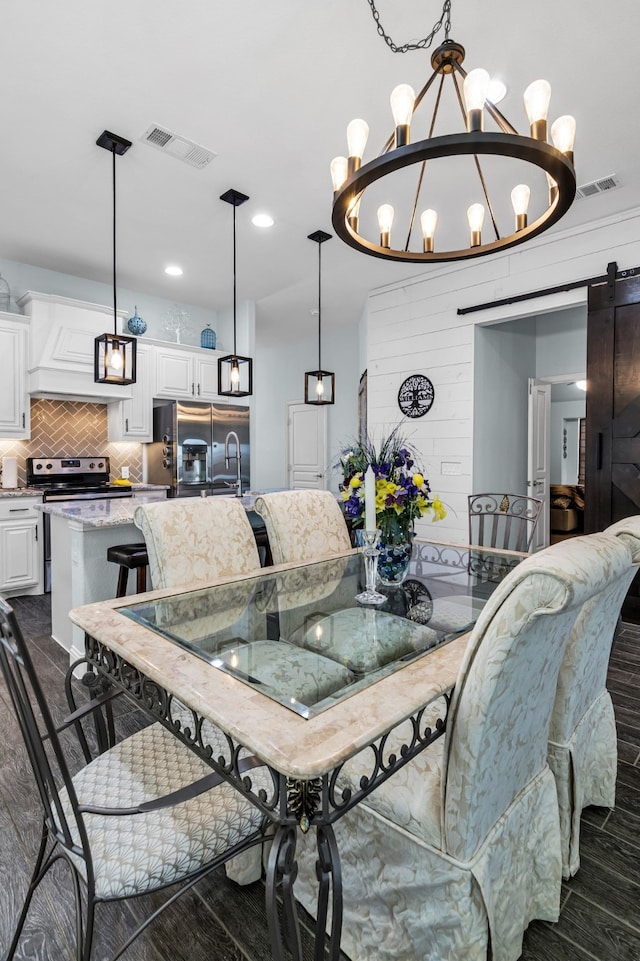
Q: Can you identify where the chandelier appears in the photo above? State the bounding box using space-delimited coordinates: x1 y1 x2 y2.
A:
330 0 576 263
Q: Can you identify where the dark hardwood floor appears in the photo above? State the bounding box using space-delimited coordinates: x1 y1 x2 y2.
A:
1 594 639 961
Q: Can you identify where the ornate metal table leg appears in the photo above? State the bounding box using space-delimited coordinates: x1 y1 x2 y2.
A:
314 822 342 961
266 824 302 961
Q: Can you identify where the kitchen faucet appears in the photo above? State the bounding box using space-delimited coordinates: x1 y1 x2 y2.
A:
224 430 243 496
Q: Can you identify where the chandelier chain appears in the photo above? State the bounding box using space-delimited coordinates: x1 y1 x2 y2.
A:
366 0 451 53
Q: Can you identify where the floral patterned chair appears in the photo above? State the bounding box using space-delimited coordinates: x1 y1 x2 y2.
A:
293 532 631 961
134 496 261 589
253 490 351 566
546 523 639 877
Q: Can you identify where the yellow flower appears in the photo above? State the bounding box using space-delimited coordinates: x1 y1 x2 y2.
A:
349 474 362 488
412 472 424 489
431 496 447 521
340 489 350 502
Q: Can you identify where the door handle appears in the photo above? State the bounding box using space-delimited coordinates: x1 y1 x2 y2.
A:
125 418 129 432
597 432 603 470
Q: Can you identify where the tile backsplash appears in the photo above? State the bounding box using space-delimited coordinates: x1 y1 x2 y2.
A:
0 399 142 487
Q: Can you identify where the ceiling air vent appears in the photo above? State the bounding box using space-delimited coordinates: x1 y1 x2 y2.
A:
139 125 217 169
575 174 620 200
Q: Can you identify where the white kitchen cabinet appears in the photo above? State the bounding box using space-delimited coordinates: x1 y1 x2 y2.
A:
17 291 133 401
107 344 153 441
0 314 30 439
0 497 43 595
154 343 225 401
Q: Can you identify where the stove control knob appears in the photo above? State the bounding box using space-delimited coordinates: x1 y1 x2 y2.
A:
162 434 171 444
89 462 95 469
162 459 171 469
162 446 170 456
98 461 104 469
46 463 52 470
36 463 43 470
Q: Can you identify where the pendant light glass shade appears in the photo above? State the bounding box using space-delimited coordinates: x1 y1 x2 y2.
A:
218 188 253 397
304 230 335 406
94 130 136 385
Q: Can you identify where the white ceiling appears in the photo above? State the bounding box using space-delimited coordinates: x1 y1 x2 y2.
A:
2 0 639 343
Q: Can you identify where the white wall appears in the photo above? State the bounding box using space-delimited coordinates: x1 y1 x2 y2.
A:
536 306 587 377
473 318 536 493
253 322 360 492
0 254 227 348
367 205 640 543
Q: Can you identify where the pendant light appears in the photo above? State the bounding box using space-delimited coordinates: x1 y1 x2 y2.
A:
94 130 137 385
218 188 253 397
304 230 335 405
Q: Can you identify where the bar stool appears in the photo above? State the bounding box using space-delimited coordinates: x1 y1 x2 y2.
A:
107 543 149 597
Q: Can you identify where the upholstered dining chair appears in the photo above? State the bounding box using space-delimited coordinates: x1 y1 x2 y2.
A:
293 532 630 961
0 595 271 961
253 490 352 566
546 516 640 877
468 492 542 553
134 496 261 589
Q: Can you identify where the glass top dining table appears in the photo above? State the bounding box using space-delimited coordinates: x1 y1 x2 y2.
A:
119 538 525 719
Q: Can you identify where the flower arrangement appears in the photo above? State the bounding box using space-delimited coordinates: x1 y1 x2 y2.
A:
338 426 446 544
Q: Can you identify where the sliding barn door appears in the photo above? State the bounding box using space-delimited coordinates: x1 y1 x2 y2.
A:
585 267 640 620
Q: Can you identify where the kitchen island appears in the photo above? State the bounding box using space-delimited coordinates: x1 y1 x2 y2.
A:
37 492 267 661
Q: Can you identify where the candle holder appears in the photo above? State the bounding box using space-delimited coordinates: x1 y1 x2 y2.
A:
355 529 386 606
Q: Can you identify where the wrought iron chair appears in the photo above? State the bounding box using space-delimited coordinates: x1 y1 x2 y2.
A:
0 595 270 961
468 492 542 553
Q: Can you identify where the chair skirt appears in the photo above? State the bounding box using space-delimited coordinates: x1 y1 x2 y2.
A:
294 766 562 961
548 689 617 878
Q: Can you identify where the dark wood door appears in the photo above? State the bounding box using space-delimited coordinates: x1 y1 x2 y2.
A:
585 268 640 620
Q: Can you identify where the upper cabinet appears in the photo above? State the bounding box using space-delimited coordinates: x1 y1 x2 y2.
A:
154 343 224 401
0 313 30 438
107 344 153 441
17 291 133 401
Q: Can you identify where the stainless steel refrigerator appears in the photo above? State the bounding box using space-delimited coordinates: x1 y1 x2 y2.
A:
146 400 250 497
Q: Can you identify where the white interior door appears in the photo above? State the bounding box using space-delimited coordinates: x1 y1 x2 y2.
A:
287 402 327 489
527 379 551 550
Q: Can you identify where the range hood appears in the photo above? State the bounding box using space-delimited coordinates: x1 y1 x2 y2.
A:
18 291 133 402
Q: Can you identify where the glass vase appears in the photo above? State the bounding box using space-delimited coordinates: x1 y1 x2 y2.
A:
377 521 415 586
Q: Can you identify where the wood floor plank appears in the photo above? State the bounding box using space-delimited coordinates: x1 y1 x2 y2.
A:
521 919 600 961
553 890 640 961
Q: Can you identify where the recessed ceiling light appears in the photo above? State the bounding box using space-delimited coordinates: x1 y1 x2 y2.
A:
252 213 274 228
487 79 507 104
165 265 183 277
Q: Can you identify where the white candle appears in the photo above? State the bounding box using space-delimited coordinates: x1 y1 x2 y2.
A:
364 464 376 531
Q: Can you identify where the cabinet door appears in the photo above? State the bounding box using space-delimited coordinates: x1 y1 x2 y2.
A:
0 321 29 438
108 344 153 441
155 347 195 399
0 519 39 591
195 355 220 400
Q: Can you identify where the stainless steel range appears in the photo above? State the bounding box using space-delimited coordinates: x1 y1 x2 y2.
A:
27 456 134 592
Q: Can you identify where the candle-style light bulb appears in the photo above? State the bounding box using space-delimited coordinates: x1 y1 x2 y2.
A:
315 377 325 397
467 203 485 246
420 208 438 253
523 80 551 140
551 115 576 162
230 360 240 386
463 68 490 132
377 204 394 248
511 184 531 231
346 118 369 175
330 156 348 192
390 83 415 147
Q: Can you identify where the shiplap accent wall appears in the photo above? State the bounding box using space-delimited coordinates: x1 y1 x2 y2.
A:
367 205 640 544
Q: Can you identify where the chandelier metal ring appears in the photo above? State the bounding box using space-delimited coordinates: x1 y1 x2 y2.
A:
332 132 576 263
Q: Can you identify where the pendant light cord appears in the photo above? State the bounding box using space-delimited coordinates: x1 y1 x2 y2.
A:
112 147 117 336
232 203 237 357
317 240 322 370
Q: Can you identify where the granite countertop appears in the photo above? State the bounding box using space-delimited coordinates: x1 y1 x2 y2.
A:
36 493 261 529
0 487 42 498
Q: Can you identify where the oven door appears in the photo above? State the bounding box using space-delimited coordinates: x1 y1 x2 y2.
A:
42 488 134 593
